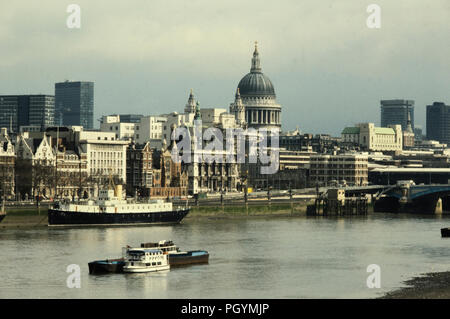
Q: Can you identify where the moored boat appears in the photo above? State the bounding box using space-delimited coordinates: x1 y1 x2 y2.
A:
169 250 209 266
88 240 209 274
441 228 450 238
88 258 125 274
140 240 209 266
123 248 170 273
48 184 189 226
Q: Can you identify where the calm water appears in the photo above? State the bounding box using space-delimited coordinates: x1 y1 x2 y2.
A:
1 213 450 299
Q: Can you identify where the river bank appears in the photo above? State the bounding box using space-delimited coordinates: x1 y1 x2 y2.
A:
0 202 310 228
381 271 450 299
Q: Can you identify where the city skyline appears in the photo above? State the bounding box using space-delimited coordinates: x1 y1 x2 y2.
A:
1 1 450 135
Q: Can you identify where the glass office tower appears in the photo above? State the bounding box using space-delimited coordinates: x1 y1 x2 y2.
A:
427 102 450 145
0 95 55 132
55 81 94 129
380 99 414 131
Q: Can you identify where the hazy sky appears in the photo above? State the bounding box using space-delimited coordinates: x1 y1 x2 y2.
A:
1 0 450 135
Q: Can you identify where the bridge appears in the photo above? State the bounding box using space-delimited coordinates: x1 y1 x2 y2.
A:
339 183 450 214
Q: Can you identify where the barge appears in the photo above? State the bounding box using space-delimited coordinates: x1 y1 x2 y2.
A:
88 258 125 274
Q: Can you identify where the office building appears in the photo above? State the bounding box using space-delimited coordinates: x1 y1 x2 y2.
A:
0 95 55 132
426 102 450 145
309 153 369 186
55 81 94 129
118 114 144 123
380 99 414 131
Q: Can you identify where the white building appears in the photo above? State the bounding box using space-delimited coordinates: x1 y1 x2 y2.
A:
342 123 403 152
72 126 129 184
100 115 135 141
134 115 167 147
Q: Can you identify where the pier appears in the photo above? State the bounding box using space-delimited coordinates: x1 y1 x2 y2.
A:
307 188 368 216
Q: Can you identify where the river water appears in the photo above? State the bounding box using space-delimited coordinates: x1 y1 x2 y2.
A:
1 213 450 299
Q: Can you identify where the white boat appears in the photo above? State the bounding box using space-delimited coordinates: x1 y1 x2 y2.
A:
48 184 189 226
122 248 170 273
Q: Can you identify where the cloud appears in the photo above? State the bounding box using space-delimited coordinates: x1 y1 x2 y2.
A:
1 0 450 134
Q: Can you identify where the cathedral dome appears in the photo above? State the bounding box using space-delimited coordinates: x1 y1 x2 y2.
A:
237 42 276 97
238 72 275 97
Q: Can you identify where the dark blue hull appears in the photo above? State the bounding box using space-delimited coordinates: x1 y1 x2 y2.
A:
89 259 125 274
48 208 189 226
169 251 209 266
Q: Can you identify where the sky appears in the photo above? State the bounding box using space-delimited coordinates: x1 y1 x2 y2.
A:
1 0 450 135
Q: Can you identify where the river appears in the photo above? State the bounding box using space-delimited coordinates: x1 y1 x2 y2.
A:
1 213 450 299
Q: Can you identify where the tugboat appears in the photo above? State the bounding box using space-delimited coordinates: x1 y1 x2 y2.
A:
48 178 189 226
122 248 170 273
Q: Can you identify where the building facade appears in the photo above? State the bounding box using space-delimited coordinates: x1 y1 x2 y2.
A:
0 128 15 199
55 81 94 129
309 153 369 186
380 99 415 131
0 95 55 133
126 142 153 197
341 123 403 152
100 115 136 141
426 102 450 145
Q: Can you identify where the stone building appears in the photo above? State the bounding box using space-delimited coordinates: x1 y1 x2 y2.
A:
309 153 369 187
15 126 129 199
341 123 403 152
15 132 56 200
150 142 188 198
126 141 153 197
0 128 15 200
403 110 415 149
126 141 188 198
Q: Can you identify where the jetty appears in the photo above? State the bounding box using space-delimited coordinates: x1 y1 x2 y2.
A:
307 188 368 216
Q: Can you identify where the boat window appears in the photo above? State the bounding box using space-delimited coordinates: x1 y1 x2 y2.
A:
157 262 161 265
152 262 156 266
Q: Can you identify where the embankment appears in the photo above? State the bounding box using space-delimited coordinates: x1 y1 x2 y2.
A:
0 202 310 228
0 207 49 228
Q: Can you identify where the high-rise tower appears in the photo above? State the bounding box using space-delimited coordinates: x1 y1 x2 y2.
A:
55 81 94 129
